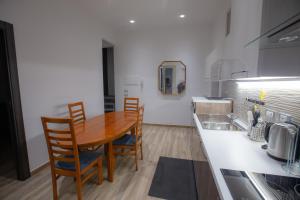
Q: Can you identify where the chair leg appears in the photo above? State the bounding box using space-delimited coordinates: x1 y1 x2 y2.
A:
51 172 58 200
112 147 116 170
140 142 143 160
75 175 82 200
97 158 103 185
135 149 138 171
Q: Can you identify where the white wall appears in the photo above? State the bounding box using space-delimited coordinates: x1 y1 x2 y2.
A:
0 0 115 171
114 26 212 126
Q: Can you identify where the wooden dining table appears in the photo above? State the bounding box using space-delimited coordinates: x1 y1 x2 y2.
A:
73 111 138 182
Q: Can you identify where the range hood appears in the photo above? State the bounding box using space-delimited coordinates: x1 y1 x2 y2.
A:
245 0 300 78
261 14 300 49
246 0 300 48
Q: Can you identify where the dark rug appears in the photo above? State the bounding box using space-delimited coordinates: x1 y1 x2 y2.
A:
148 156 198 200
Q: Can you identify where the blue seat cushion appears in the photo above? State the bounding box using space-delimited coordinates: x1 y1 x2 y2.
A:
113 134 139 145
56 151 101 171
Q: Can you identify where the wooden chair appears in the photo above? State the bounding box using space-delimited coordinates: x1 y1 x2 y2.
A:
124 97 139 113
113 105 144 171
68 102 86 125
41 117 103 200
124 98 140 135
68 101 100 151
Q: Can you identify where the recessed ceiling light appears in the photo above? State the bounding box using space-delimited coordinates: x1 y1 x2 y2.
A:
129 20 135 24
179 14 185 18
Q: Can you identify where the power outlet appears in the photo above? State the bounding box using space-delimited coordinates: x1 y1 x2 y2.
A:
266 110 274 122
124 89 128 97
279 113 291 122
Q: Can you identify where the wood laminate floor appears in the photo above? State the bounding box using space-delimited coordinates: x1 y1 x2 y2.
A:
0 125 207 200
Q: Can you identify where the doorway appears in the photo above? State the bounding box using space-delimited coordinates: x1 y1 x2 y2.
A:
102 40 115 113
0 21 30 181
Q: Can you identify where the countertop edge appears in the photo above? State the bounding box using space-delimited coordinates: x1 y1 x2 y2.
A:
192 97 232 104
193 113 228 200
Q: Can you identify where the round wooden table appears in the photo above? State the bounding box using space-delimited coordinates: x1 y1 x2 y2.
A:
74 111 138 182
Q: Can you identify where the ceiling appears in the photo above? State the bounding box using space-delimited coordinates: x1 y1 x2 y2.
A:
79 0 226 31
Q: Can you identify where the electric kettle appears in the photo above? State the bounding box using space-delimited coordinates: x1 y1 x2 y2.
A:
264 122 298 161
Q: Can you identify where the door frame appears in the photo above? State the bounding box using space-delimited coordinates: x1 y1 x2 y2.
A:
0 20 30 180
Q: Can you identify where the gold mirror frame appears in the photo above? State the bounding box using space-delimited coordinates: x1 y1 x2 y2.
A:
158 61 186 96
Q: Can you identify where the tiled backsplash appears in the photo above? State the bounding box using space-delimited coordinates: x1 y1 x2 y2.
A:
221 79 300 124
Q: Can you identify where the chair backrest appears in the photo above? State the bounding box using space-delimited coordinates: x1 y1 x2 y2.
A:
137 105 144 137
41 117 80 172
124 97 139 113
68 101 86 125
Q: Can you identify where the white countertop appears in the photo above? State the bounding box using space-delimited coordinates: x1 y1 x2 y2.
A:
193 113 290 200
192 97 232 104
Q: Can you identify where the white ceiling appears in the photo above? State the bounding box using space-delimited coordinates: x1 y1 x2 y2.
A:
79 0 226 31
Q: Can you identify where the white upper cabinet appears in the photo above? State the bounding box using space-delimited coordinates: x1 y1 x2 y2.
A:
210 0 263 80
211 0 300 81
241 0 263 78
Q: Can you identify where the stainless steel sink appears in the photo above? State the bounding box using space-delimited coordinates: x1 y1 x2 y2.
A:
197 114 245 131
201 121 243 131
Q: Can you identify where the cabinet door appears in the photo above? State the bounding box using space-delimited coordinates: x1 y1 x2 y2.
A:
193 161 220 200
258 46 300 76
219 59 248 80
243 43 260 78
242 0 262 78
219 64 232 80
191 119 207 161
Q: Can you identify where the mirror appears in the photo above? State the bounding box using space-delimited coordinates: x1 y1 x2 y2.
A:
158 61 186 95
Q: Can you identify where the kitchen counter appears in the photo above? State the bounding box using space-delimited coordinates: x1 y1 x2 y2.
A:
193 113 290 200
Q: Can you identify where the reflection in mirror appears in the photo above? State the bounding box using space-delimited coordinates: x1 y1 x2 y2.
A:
158 61 186 95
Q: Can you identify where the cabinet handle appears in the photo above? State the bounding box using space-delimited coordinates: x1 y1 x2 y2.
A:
231 70 248 79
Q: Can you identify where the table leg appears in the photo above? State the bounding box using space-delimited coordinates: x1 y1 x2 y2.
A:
131 125 137 136
106 142 114 182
